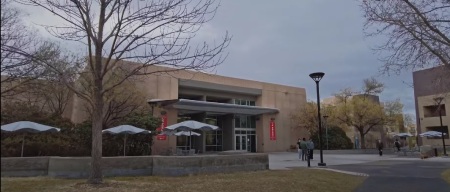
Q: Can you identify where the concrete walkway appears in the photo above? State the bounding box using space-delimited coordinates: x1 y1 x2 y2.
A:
269 152 398 170
269 152 450 178
329 160 450 192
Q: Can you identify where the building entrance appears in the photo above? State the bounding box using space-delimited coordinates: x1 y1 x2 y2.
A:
235 130 256 152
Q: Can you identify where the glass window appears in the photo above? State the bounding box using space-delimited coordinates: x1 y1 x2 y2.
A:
241 136 247 150
176 136 191 150
233 99 256 106
205 133 216 145
235 116 240 128
205 130 223 151
240 116 247 128
217 136 222 145
251 116 256 128
235 115 256 128
235 136 240 150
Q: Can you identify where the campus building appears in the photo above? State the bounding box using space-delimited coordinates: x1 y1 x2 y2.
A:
413 65 450 146
66 63 308 155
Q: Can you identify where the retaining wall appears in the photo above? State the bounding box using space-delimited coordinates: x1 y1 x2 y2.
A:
1 157 51 177
1 153 268 178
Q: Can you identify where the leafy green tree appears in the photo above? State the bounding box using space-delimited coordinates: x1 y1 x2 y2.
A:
310 126 353 150
333 78 404 149
291 101 344 135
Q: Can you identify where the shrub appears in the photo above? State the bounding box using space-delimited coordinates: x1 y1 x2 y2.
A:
310 126 353 150
1 102 160 157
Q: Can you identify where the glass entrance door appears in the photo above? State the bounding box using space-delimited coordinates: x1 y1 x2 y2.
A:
248 135 256 152
235 135 247 151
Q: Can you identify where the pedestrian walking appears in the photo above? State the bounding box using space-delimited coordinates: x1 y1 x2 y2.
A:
307 138 314 160
376 139 384 156
300 138 308 161
394 139 401 152
296 138 302 160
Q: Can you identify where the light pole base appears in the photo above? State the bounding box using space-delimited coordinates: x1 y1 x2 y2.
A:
318 162 327 166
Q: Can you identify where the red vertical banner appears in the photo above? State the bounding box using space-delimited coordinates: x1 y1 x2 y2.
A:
156 114 168 140
269 119 276 140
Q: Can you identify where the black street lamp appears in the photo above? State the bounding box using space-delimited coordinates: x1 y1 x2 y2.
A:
434 97 448 156
323 115 329 150
310 72 326 166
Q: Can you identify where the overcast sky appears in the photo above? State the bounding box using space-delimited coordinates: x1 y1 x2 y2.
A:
17 0 416 117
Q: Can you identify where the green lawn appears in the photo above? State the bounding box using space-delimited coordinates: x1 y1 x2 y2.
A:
1 169 366 192
442 169 450 184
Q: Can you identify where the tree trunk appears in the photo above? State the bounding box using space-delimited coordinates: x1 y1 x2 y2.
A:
360 132 366 149
88 57 104 184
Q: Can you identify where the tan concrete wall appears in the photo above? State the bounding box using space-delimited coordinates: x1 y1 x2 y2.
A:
11 62 307 153
1 157 50 177
130 64 307 153
417 94 450 146
1 154 268 178
258 84 307 152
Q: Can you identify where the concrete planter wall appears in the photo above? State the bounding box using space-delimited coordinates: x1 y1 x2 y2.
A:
1 157 51 177
1 153 268 178
152 153 268 176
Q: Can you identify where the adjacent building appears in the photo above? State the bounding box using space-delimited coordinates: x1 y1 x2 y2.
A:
413 65 450 146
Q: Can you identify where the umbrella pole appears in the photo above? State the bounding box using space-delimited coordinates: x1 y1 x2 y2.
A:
21 135 25 157
185 135 188 150
190 131 192 150
124 135 127 156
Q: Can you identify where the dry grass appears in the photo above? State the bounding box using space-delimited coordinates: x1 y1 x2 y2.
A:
1 169 366 192
442 169 450 184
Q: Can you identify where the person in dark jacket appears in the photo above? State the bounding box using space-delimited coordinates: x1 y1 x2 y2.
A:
307 138 314 160
376 139 384 156
296 138 302 160
297 138 308 161
394 139 401 152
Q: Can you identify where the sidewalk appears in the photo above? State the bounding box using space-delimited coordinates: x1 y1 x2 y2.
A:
268 152 450 170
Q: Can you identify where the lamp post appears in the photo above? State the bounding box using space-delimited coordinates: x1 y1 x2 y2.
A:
323 115 329 150
434 97 447 156
310 72 326 166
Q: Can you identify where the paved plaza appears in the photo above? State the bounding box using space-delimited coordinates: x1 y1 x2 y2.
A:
269 152 450 170
269 152 397 170
269 152 450 192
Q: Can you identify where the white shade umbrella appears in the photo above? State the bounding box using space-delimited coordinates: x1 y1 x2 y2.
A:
1 121 61 157
164 120 218 151
419 131 447 137
174 131 201 136
164 120 219 131
175 131 201 149
394 133 413 137
102 125 151 135
102 125 151 156
158 130 201 149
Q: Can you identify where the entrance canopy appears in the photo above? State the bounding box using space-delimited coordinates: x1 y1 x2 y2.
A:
148 99 279 116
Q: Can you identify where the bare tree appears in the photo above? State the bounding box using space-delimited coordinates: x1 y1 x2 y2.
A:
0 0 45 96
6 43 81 115
18 0 230 183
361 0 450 74
82 76 148 128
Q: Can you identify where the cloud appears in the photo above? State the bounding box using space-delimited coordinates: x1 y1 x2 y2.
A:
14 0 417 119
